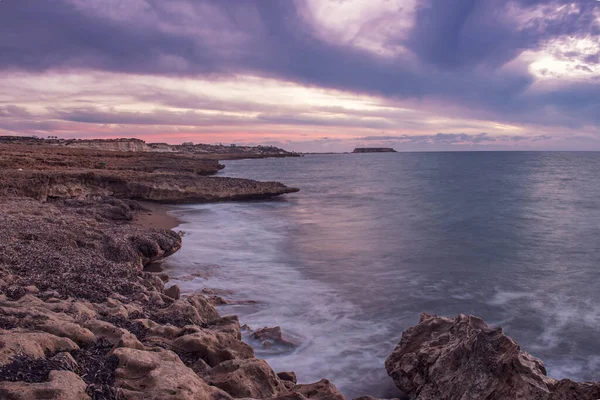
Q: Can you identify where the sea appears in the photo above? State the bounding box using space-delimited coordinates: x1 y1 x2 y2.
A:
161 152 600 398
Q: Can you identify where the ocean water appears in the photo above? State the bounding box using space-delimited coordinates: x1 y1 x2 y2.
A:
161 152 600 398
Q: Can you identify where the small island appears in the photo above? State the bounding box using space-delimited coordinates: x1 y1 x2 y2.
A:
352 147 397 153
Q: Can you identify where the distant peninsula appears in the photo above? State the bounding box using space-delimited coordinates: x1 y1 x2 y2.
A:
352 147 397 153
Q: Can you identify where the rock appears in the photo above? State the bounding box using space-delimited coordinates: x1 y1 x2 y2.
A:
155 272 171 283
352 147 397 153
164 284 181 300
187 294 221 321
38 290 60 300
206 358 289 398
172 329 254 367
5 285 26 300
83 319 128 345
385 313 600 400
0 370 90 400
114 332 146 351
252 326 296 348
23 285 39 294
277 371 297 384
208 295 230 306
1 169 299 204
0 330 79 366
37 319 95 346
208 315 243 339
112 347 232 400
5 370 90 399
152 299 206 327
292 379 346 400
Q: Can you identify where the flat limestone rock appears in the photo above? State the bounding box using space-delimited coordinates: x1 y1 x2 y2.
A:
0 330 79 367
0 370 90 400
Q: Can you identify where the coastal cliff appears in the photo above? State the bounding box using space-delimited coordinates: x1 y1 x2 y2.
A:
0 137 299 159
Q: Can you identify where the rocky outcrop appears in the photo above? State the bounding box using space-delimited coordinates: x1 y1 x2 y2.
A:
0 140 348 400
0 170 299 203
0 195 346 400
385 313 600 400
352 148 396 153
251 326 297 348
0 197 181 302
0 143 223 174
0 138 299 159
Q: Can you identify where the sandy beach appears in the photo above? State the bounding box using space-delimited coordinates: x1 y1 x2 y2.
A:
134 201 182 231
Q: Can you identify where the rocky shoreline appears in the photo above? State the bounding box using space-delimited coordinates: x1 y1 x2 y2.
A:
1 143 599 400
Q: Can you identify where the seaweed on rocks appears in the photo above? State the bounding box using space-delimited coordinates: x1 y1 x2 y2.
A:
0 355 64 383
71 339 118 387
99 315 149 341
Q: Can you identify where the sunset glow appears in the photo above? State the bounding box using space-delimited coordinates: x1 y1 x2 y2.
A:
1 0 599 151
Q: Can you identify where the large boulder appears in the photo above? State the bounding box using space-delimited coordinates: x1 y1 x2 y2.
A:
172 329 254 367
385 313 600 400
112 347 231 400
292 379 346 400
206 358 289 398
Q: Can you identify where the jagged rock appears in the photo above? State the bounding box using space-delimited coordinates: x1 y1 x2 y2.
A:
277 371 297 384
252 326 297 348
290 379 346 400
112 347 232 400
164 284 181 300
172 329 254 367
0 370 90 400
187 294 221 320
206 358 289 398
385 313 600 400
152 299 208 327
208 315 244 339
0 330 79 366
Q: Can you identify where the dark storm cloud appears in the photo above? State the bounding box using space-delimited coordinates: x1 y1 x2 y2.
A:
0 0 598 128
407 0 599 69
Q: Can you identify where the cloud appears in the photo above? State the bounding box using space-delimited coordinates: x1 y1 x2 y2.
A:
0 0 598 149
357 132 552 144
0 105 31 118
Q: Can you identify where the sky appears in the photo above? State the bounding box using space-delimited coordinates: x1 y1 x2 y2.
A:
0 0 599 152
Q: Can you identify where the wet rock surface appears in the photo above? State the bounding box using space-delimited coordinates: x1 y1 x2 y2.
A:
385 313 600 400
